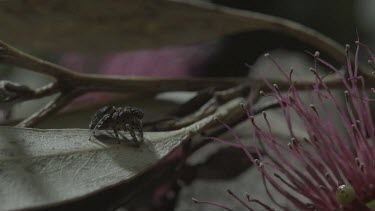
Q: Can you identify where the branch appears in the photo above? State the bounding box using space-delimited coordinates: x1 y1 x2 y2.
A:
0 40 244 93
154 84 250 131
16 91 81 127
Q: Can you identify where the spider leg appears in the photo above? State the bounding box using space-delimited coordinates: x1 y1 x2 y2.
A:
132 119 144 142
89 114 111 141
112 126 121 144
111 108 121 120
111 109 124 143
104 130 113 136
125 123 138 143
138 121 144 142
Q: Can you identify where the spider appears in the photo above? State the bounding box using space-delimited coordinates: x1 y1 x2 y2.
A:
89 106 144 144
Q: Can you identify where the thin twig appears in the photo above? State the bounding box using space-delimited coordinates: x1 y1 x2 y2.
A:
187 96 282 160
16 91 81 127
155 84 250 130
27 82 60 100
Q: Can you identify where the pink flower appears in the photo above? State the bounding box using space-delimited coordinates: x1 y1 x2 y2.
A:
194 41 375 210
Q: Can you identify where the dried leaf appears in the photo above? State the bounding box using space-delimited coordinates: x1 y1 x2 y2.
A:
0 0 303 52
0 97 245 210
0 0 247 51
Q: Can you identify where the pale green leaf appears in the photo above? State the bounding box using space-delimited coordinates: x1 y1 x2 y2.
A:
0 97 245 210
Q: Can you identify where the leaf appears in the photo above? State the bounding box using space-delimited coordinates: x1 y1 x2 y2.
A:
0 0 340 55
0 0 257 52
0 97 245 210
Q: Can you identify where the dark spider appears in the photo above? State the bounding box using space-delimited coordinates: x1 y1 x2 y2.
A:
89 106 144 145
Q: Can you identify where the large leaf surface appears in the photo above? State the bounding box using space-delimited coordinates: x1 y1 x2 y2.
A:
0 0 239 51
0 0 305 52
0 97 245 210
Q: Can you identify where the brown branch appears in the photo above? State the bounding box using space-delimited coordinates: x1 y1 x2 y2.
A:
0 35 355 95
0 40 79 79
0 40 245 93
74 74 243 93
